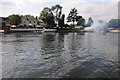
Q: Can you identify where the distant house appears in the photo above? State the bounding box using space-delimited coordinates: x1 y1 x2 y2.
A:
20 15 38 27
20 15 46 28
0 17 10 30
108 19 120 29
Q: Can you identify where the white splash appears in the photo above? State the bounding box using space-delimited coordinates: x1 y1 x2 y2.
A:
85 20 108 32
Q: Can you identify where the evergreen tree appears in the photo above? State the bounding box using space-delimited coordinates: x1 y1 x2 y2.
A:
67 8 78 26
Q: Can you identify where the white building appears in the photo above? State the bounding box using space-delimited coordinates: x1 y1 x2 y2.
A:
19 15 47 28
20 15 38 27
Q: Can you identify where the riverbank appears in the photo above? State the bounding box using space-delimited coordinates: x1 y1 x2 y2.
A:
109 30 120 33
0 30 4 33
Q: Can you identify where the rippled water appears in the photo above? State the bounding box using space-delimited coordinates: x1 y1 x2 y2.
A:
1 32 119 78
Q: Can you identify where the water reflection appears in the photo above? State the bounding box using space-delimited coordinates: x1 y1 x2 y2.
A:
1 32 119 78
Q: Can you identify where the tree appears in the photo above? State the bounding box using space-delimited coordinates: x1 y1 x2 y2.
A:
76 16 82 21
108 19 120 28
58 14 65 27
77 18 86 27
40 7 55 28
51 4 63 27
86 17 93 27
8 14 21 26
67 8 78 26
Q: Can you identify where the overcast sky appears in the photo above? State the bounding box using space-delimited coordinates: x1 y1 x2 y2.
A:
0 0 119 22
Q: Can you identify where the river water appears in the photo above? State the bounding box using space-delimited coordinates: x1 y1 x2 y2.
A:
1 32 119 78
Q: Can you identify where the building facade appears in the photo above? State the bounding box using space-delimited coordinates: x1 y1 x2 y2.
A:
19 15 46 28
20 15 38 27
0 17 10 30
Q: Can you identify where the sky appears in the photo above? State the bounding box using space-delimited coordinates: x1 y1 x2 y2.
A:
0 0 119 22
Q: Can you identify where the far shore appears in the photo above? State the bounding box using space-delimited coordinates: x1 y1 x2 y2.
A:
109 30 120 33
0 29 120 33
0 30 4 33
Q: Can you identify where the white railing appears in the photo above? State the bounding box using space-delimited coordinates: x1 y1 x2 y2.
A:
10 28 43 31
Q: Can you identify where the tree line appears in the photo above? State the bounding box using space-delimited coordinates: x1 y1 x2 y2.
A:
108 19 120 28
39 4 94 28
7 4 94 28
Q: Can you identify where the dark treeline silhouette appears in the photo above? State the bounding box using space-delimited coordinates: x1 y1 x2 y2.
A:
8 14 21 26
108 19 120 28
39 5 94 29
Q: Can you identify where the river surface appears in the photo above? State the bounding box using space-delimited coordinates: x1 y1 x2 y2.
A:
0 32 119 78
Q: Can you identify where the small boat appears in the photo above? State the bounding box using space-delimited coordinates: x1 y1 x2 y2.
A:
75 30 84 32
74 26 85 32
